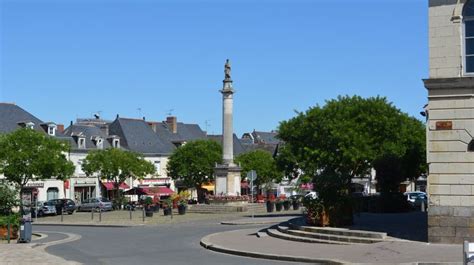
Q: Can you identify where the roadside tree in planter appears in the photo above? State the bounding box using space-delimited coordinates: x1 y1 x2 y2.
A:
277 95 426 225
0 128 75 213
82 148 155 207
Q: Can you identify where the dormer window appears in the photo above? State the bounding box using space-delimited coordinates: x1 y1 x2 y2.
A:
113 139 120 148
469 140 474 152
97 138 103 149
91 136 103 149
26 122 34 129
47 125 57 136
78 137 86 149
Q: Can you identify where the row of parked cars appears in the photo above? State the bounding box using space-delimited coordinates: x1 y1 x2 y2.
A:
30 198 114 217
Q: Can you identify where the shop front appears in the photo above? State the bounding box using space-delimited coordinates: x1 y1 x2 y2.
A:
72 178 99 204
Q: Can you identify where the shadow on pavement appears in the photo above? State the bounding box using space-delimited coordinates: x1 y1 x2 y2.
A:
351 211 428 242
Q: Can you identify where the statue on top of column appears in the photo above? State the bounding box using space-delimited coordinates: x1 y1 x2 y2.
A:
224 59 231 80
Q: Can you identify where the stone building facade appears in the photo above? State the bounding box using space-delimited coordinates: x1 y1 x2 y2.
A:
424 0 474 243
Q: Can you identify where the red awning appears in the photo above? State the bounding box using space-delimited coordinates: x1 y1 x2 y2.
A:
102 182 130 191
140 186 174 196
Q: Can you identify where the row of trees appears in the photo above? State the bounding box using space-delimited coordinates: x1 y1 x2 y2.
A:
0 128 156 212
0 96 426 221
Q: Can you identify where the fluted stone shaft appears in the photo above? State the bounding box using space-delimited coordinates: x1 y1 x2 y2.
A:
222 88 234 164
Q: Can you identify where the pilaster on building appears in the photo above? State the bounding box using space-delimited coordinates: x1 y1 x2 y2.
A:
425 0 474 244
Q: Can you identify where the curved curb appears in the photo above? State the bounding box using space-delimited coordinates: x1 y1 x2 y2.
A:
33 223 140 228
220 220 284 225
200 232 345 264
32 231 82 250
32 232 48 241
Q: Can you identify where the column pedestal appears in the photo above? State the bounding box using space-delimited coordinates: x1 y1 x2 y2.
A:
214 163 241 196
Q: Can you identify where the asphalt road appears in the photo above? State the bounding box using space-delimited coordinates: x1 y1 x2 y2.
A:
33 220 307 265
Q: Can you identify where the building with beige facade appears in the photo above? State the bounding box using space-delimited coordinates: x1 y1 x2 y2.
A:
424 0 474 243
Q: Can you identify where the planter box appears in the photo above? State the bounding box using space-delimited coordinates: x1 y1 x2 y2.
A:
178 205 187 215
266 201 275 212
163 208 172 216
0 226 18 240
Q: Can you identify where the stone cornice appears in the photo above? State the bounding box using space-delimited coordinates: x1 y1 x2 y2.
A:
423 77 474 90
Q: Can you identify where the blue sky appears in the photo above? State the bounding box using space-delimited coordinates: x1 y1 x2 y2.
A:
1 0 428 136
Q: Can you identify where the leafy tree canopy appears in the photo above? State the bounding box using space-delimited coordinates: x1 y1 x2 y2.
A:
0 128 75 189
167 140 222 188
82 148 155 187
235 150 283 186
277 95 426 196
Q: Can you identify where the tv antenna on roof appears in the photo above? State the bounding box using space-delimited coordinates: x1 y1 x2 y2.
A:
166 109 174 116
93 111 102 119
205 120 211 133
137 108 142 118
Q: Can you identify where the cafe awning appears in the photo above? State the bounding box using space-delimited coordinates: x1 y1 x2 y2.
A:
125 186 174 196
102 182 130 191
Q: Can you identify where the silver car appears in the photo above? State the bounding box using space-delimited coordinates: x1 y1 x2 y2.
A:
31 201 57 217
78 198 113 212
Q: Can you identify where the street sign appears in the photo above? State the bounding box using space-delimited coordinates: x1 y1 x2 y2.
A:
247 170 257 181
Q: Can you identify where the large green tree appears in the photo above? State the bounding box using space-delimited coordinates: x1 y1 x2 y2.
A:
277 95 426 210
82 148 155 200
167 140 222 190
235 150 282 190
0 128 75 212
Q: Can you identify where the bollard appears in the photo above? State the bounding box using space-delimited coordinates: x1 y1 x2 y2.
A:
142 206 145 222
129 207 132 220
421 200 425 212
91 209 94 220
7 221 10 244
99 208 102 222
61 208 64 222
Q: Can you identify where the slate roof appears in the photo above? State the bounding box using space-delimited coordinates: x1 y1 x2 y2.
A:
153 122 207 144
0 103 44 133
207 134 247 156
62 124 111 150
252 130 280 145
109 118 176 155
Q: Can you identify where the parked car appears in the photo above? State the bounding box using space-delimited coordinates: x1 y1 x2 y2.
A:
78 198 113 212
47 199 77 215
31 201 57 217
404 191 426 204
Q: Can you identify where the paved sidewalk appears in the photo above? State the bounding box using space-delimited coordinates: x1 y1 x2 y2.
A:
201 227 463 264
221 214 301 225
0 243 80 265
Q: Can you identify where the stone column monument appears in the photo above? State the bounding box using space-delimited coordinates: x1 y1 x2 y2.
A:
214 59 242 196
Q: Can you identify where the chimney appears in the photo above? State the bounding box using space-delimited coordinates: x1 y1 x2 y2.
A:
148 122 157 133
57 124 64 133
166 116 177 134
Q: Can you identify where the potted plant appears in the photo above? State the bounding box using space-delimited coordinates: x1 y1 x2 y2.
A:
152 196 160 213
283 198 291 211
144 197 154 217
177 191 190 215
292 196 301 210
303 196 329 227
0 214 19 240
275 198 283 212
266 194 275 213
163 198 173 216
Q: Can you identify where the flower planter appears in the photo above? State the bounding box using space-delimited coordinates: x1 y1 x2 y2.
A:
283 201 291 211
275 203 283 212
292 201 300 210
0 226 18 240
145 211 154 217
266 201 275 212
178 205 187 215
153 205 160 213
163 207 172 216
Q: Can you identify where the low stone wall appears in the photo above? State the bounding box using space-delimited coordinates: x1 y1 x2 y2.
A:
428 206 474 243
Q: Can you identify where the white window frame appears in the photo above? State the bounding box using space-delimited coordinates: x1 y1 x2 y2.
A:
463 1 474 76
